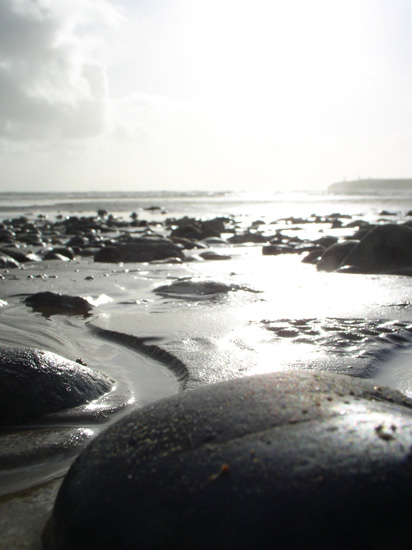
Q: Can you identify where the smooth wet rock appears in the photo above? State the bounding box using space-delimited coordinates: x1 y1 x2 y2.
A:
202 237 228 245
154 279 251 297
0 228 16 243
316 240 359 272
170 236 206 250
262 243 295 255
343 223 412 273
0 347 114 424
301 247 324 264
42 252 71 262
24 292 93 317
44 371 412 550
0 254 20 269
43 247 75 261
198 250 231 261
171 223 204 240
313 235 338 248
169 217 226 241
94 238 184 263
227 231 267 243
0 247 41 263
66 235 88 248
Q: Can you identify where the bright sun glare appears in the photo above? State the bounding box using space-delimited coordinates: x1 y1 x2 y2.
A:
1 0 412 191
126 0 381 191
177 1 363 121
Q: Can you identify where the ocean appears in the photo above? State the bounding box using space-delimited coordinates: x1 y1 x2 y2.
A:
1 188 412 220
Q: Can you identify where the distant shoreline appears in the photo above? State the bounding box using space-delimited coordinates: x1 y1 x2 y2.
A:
328 178 412 193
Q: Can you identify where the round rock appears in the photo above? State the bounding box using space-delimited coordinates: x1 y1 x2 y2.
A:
343 223 412 273
44 371 412 549
24 292 93 317
153 279 256 298
0 347 114 425
316 240 359 272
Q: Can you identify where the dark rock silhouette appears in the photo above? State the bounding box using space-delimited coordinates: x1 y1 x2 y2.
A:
0 347 114 425
316 240 359 272
342 223 412 273
24 292 93 317
94 238 184 263
44 371 412 550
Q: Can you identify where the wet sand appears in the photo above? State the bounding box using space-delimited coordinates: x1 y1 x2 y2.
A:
2 206 412 547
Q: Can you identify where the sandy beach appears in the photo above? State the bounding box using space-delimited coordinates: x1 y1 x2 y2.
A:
2 192 412 547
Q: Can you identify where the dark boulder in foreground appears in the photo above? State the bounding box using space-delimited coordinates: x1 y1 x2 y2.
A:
44 371 412 550
94 238 184 263
342 223 412 273
0 347 114 425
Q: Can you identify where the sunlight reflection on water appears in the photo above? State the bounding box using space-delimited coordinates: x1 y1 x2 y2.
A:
173 252 412 387
188 251 411 320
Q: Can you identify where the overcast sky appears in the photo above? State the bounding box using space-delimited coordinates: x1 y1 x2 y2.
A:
1 0 412 192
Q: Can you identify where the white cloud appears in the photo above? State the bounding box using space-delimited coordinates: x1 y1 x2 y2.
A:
0 0 118 141
1 0 412 192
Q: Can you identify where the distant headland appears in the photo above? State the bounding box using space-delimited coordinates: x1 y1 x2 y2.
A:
328 178 412 194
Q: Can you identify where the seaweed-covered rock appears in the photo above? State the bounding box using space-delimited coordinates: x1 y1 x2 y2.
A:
44 371 412 550
0 347 114 425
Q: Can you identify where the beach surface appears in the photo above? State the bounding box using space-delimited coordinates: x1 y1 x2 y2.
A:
2 191 412 547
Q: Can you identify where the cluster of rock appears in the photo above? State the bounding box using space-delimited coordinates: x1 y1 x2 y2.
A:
2 209 412 275
0 212 229 268
260 216 412 276
4 207 412 547
311 222 412 275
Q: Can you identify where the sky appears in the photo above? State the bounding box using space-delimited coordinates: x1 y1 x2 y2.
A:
1 0 412 193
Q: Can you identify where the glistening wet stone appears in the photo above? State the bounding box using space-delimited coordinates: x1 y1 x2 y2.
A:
44 371 412 550
0 347 114 425
24 292 93 317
